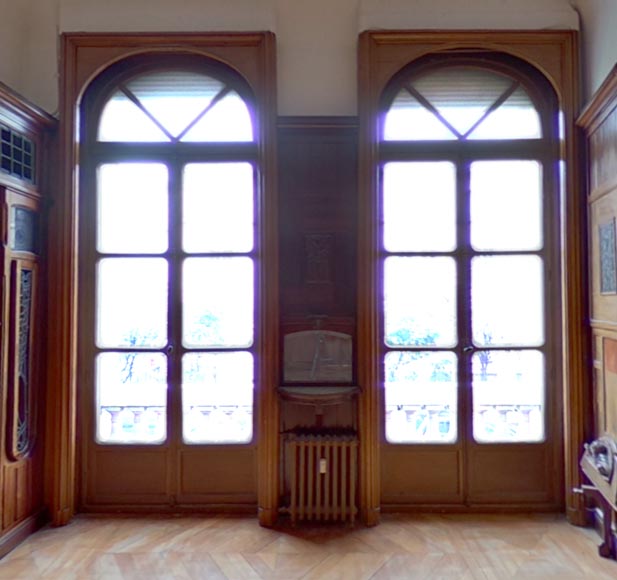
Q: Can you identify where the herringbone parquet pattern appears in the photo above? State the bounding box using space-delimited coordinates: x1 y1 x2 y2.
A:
0 513 615 579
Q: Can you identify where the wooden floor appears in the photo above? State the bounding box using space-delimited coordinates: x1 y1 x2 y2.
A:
0 513 615 579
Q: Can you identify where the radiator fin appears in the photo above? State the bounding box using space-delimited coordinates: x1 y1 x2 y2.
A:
287 434 358 524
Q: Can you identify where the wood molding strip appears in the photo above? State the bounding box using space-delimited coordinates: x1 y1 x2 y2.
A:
0 510 47 560
256 31 280 528
590 319 617 332
357 31 382 527
0 81 56 132
588 180 617 205
577 64 617 133
277 116 359 129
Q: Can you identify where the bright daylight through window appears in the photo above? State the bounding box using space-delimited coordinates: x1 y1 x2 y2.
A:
381 64 548 445
90 68 256 445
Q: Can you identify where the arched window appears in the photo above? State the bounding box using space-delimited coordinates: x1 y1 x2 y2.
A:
379 55 559 447
80 57 259 448
356 32 583 520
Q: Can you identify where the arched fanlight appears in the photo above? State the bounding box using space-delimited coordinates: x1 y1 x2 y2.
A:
383 66 541 141
98 69 254 143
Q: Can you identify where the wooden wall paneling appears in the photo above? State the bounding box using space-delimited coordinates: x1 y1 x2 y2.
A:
15 462 27 522
589 191 617 324
2 466 16 530
278 117 358 324
256 32 280 527
381 448 463 505
277 116 359 513
49 34 81 525
603 338 617 438
579 65 617 450
358 34 383 525
578 66 617 544
359 30 585 522
59 33 279 526
0 83 56 551
277 117 360 519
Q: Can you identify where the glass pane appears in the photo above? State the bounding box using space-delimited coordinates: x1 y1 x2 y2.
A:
283 331 352 383
384 89 456 141
384 257 457 348
470 161 542 251
183 258 254 348
384 67 542 142
468 87 542 140
12 207 36 252
383 162 456 252
181 91 254 142
385 351 457 443
96 352 167 444
183 163 253 253
97 258 168 348
472 256 544 347
98 163 168 254
411 67 513 137
472 350 544 442
98 91 170 142
126 71 226 139
182 352 253 444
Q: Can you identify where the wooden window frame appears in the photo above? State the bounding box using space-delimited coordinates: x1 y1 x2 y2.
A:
80 57 259 452
358 30 588 526
50 32 278 526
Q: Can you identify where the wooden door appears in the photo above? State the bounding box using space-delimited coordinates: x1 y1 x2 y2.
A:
377 57 564 509
78 58 263 511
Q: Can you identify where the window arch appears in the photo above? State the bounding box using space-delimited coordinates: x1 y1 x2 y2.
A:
94 63 256 144
382 62 545 141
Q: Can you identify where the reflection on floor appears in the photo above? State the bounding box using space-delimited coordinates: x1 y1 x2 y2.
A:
0 513 615 579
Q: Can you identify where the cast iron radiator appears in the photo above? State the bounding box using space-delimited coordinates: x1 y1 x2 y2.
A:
285 430 358 524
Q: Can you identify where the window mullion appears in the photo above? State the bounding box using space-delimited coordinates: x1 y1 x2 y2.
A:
457 161 473 450
168 157 184 447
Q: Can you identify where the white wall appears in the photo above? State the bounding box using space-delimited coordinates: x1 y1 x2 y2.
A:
575 0 617 101
0 1 28 96
2 0 580 116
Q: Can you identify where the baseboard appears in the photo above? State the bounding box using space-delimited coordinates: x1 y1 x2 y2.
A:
380 503 564 514
0 510 48 559
79 503 258 516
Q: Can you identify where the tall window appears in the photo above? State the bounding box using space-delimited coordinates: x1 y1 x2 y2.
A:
379 57 559 446
81 59 258 445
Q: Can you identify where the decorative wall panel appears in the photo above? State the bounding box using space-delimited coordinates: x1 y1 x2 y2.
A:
0 81 55 556
580 65 617 444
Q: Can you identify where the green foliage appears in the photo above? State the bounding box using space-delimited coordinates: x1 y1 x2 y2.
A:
386 318 449 383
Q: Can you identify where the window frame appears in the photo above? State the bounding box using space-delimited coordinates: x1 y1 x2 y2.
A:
378 54 561 448
79 58 261 447
51 33 279 525
358 30 585 525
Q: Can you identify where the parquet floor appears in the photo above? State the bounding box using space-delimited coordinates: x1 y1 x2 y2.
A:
0 513 615 579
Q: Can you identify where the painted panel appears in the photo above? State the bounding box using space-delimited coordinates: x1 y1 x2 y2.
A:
604 338 617 439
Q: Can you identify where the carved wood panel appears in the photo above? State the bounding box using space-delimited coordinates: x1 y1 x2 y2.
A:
0 81 54 555
278 117 358 329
